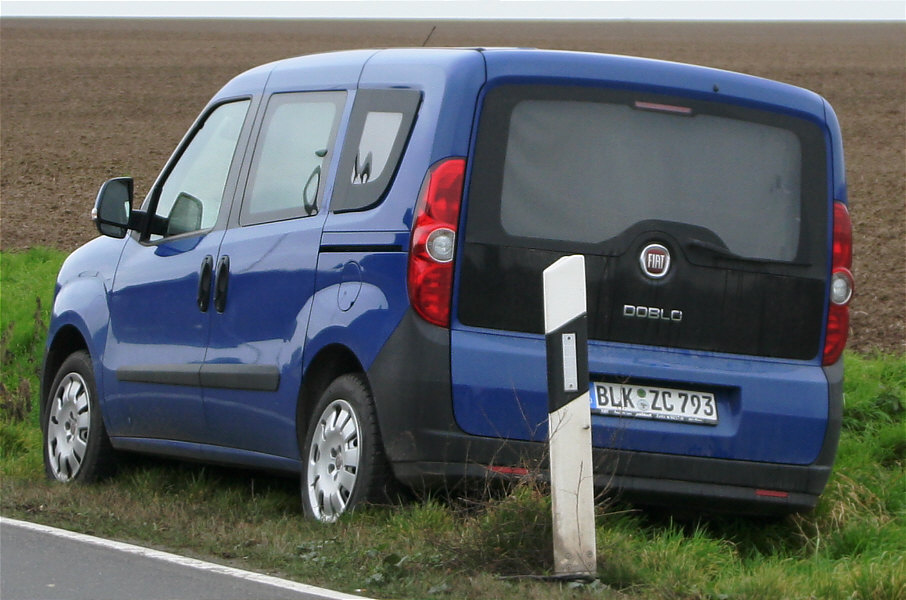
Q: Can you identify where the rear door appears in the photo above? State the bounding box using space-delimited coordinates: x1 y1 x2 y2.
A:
460 84 828 357
200 91 346 457
451 76 831 463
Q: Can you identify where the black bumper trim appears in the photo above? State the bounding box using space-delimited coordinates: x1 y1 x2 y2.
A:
392 459 821 514
117 363 279 391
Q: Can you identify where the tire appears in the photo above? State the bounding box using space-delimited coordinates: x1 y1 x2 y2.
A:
301 373 391 522
43 350 116 483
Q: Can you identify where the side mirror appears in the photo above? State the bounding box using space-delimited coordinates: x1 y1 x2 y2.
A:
166 192 203 236
92 177 133 238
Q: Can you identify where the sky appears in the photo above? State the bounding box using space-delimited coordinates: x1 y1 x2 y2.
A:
2 1 904 21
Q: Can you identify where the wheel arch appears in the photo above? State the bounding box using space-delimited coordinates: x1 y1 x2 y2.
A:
296 344 366 442
41 325 90 424
43 269 114 422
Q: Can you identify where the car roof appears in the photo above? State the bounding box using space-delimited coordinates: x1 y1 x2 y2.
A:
215 47 825 117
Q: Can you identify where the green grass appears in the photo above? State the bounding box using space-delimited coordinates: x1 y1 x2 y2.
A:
2 247 904 599
0 248 64 477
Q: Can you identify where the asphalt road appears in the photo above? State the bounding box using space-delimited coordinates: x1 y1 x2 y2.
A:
0 518 370 600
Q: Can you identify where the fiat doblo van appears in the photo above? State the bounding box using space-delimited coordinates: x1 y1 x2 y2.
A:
42 48 852 521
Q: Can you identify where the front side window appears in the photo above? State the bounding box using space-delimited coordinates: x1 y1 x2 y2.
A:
240 92 345 225
153 100 250 239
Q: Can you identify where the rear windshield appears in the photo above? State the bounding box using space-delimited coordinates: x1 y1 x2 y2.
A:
501 99 801 261
466 85 827 266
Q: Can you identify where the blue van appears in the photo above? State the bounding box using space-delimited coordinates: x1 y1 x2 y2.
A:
42 48 853 521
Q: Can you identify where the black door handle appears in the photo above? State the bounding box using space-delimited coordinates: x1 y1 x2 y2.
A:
213 255 230 313
197 255 214 312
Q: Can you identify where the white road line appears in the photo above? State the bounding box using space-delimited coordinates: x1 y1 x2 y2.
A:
0 517 372 600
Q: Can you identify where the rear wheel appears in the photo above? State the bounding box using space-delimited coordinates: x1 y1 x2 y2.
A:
43 350 116 482
301 373 390 522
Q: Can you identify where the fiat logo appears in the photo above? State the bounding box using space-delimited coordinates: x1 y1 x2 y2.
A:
640 243 671 279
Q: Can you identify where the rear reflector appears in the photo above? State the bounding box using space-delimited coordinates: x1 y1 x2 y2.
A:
487 466 530 476
408 158 466 327
823 202 854 365
755 489 790 499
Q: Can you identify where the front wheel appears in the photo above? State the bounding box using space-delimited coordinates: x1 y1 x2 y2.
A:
43 350 116 483
301 373 390 522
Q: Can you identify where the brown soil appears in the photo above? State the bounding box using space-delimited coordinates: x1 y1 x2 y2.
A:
1 19 903 353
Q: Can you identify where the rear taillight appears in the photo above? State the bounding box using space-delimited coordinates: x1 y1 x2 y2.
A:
408 158 466 327
823 201 854 365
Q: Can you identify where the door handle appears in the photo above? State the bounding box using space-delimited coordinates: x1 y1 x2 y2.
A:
213 255 230 313
197 255 214 312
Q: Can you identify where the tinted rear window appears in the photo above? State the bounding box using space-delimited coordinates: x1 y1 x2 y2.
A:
500 99 802 262
466 84 827 267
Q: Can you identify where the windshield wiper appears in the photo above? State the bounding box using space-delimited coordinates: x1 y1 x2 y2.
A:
685 238 807 266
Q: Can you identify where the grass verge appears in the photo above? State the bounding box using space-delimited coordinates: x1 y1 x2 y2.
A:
2 247 904 599
0 248 63 478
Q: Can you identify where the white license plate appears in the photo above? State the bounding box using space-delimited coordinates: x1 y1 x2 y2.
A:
589 381 718 425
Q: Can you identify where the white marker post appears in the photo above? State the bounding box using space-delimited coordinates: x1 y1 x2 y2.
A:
543 255 596 579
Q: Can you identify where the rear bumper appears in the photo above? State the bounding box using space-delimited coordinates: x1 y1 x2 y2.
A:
391 449 830 515
368 311 842 515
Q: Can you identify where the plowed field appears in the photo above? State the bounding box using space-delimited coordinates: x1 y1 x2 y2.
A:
1 19 903 353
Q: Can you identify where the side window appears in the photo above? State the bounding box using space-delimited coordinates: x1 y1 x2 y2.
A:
240 92 345 226
352 112 404 184
152 100 250 239
332 89 421 213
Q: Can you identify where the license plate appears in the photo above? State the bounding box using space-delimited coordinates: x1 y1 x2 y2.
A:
590 381 718 425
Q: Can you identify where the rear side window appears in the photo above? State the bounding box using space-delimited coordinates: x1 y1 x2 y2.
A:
353 111 405 184
240 91 345 225
501 100 802 262
331 89 421 213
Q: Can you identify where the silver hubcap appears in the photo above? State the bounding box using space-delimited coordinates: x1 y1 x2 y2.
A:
306 399 360 522
47 372 91 482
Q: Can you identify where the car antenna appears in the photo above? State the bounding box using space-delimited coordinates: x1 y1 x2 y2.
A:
421 25 437 47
